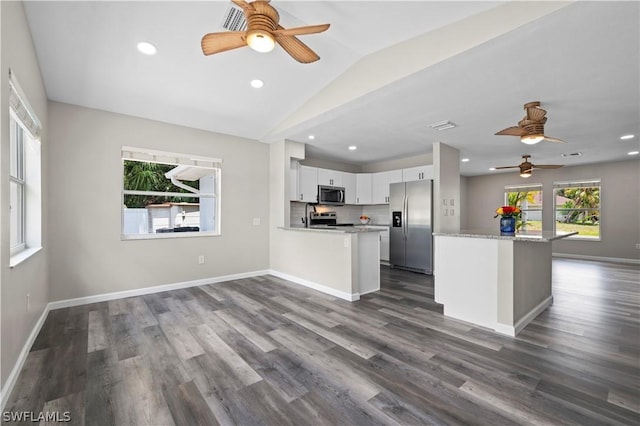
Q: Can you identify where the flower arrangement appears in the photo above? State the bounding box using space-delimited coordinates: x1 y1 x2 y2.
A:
494 205 521 218
359 215 370 224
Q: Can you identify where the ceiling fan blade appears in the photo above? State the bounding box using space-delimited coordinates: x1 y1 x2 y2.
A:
534 164 564 169
273 24 330 37
542 136 565 143
275 28 320 63
231 0 256 12
495 126 527 136
494 166 520 169
201 32 247 55
526 106 547 122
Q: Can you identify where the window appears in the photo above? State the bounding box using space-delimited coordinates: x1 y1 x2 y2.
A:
9 71 42 264
121 147 221 239
504 184 542 232
553 180 601 240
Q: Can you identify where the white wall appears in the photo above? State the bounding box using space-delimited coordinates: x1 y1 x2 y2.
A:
47 102 270 301
464 159 640 261
0 1 49 392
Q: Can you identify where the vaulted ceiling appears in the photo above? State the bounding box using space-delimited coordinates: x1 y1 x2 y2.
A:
24 1 639 175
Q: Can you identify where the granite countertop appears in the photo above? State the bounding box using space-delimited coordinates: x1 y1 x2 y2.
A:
432 229 579 242
280 226 386 234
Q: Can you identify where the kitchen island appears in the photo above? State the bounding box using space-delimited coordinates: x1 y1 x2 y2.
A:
271 226 385 301
433 230 577 336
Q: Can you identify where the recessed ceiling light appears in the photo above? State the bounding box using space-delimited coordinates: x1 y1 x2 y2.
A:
137 41 157 55
489 167 496 171
348 145 357 151
620 134 635 140
250 79 264 88
461 158 470 162
628 151 639 156
308 135 315 140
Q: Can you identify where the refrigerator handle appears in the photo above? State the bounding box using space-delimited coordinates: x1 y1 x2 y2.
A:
405 196 409 240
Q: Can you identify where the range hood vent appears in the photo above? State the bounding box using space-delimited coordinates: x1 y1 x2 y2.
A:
221 5 247 31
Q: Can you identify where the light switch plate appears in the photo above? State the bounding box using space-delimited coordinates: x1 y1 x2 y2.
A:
253 218 261 226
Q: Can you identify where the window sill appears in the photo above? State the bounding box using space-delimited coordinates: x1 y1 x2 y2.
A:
121 231 220 241
10 246 42 268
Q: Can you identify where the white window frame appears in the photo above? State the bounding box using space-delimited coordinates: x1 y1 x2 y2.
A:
121 146 222 240
9 70 43 267
10 114 26 255
553 179 601 241
504 183 543 230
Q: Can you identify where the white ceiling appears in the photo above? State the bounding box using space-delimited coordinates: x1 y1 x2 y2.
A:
24 1 639 176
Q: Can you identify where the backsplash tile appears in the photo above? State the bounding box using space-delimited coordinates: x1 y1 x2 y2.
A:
290 202 390 226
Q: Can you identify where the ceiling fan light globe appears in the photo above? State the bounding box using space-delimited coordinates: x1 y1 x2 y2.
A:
520 171 532 178
247 31 275 53
521 134 544 145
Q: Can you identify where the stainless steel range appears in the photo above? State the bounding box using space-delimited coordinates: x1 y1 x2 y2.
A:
309 212 354 228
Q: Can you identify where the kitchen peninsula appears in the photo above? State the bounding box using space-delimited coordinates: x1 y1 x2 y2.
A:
273 226 384 301
433 230 578 336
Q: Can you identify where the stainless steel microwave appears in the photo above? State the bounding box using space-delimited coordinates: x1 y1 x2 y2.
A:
317 185 345 205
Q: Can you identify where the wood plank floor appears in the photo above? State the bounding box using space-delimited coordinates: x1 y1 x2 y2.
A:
5 259 639 425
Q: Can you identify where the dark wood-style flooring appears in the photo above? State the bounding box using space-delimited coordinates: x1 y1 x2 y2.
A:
5 259 640 425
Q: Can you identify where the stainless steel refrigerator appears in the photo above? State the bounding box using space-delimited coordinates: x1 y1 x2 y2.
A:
389 180 433 274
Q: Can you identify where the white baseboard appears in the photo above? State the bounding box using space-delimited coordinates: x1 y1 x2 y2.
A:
1 304 50 411
48 270 270 310
495 296 553 337
553 252 640 265
268 270 360 302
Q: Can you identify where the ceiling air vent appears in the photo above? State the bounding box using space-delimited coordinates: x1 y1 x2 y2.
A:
221 4 247 31
561 152 583 157
429 120 457 131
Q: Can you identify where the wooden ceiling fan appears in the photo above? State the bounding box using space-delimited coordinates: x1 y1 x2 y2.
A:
201 0 330 63
494 155 563 178
495 101 565 145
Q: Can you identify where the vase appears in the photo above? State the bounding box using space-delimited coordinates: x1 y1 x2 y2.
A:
500 216 516 235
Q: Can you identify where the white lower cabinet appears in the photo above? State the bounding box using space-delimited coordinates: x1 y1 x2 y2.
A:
380 230 390 262
364 226 390 262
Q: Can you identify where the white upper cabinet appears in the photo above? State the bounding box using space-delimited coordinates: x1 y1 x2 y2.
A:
298 165 318 202
289 161 299 201
342 172 357 205
356 173 373 205
372 170 403 204
317 168 342 187
402 165 434 182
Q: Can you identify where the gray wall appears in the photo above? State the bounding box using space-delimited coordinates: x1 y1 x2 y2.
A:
47 102 270 301
1 1 50 391
463 159 640 261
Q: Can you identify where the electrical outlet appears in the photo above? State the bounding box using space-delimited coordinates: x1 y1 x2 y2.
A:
198 255 205 265
636 244 640 250
253 217 261 226
26 293 30 312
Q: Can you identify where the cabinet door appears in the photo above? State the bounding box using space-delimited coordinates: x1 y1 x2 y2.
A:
342 172 357 204
402 165 433 182
317 168 342 187
289 161 299 201
372 170 402 204
380 232 390 262
356 173 372 205
298 165 318 202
